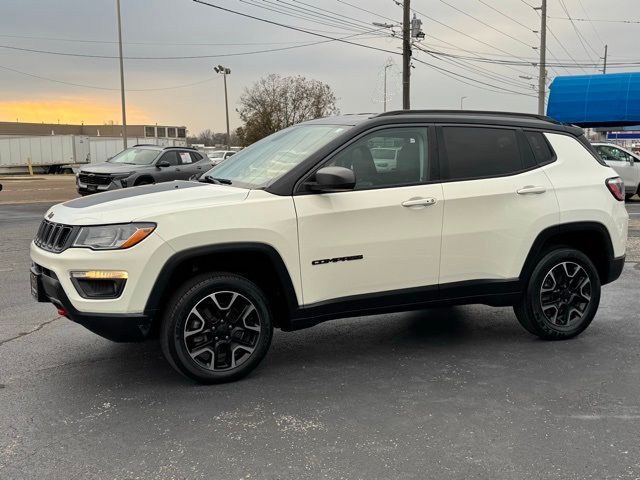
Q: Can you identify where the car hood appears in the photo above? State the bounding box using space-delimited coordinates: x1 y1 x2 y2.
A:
45 181 250 226
79 162 149 174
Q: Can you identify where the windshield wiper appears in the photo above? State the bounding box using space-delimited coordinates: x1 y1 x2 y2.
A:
199 176 233 185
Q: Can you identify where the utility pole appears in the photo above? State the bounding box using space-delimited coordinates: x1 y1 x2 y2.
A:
536 0 547 116
402 0 411 110
116 0 127 149
214 65 231 149
460 96 467 110
383 61 393 112
602 44 608 74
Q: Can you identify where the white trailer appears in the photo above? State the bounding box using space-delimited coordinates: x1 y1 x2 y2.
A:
0 135 186 174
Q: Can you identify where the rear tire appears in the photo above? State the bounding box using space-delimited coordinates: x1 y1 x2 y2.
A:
513 248 600 340
160 273 273 384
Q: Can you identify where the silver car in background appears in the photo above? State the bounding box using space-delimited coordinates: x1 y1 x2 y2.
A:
593 143 640 200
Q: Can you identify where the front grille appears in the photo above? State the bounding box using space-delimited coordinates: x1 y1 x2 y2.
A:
78 172 112 186
34 220 76 253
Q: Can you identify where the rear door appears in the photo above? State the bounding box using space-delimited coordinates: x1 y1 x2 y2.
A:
437 125 559 285
294 126 444 305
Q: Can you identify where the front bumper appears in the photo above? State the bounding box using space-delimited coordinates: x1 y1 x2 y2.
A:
31 263 151 342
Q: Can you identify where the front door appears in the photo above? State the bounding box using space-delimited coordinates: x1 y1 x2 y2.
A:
293 126 443 306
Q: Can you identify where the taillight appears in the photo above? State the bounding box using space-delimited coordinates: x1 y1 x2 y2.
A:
606 177 624 201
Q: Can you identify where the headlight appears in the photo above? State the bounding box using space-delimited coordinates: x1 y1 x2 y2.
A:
111 172 132 179
72 223 156 250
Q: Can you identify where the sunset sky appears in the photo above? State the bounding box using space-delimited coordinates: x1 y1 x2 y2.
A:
1 0 638 136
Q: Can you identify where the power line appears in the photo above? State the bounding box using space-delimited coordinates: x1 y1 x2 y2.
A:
436 0 536 49
289 0 377 30
238 0 372 34
576 0 606 46
191 0 401 56
0 28 387 60
558 0 599 61
409 5 536 66
0 33 348 46
548 16 640 24
412 55 537 98
474 0 536 32
0 64 220 91
335 0 400 25
415 45 535 91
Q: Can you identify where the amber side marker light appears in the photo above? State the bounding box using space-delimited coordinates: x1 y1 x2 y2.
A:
120 226 155 249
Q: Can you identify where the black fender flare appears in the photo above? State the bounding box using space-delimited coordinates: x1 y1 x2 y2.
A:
143 242 300 317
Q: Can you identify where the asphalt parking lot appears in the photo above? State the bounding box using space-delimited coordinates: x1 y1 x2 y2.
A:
1 178 640 479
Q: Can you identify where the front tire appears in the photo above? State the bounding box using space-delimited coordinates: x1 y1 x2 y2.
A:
514 248 601 340
161 273 273 384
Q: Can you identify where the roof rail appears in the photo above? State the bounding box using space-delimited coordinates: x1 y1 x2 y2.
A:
376 109 561 124
131 143 162 147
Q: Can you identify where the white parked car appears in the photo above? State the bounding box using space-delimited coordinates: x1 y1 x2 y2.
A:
207 150 236 166
592 143 640 200
30 111 628 383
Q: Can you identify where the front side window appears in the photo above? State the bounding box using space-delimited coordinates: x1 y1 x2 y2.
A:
159 151 180 166
441 126 521 180
324 127 428 190
107 148 159 165
203 124 350 188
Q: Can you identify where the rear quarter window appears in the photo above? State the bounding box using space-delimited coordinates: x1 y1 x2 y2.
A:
525 131 556 165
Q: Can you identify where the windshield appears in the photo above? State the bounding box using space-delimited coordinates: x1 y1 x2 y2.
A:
202 124 350 188
107 148 159 165
208 152 225 159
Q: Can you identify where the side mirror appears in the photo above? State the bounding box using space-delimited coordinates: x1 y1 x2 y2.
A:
629 156 635 166
309 166 356 193
156 160 171 168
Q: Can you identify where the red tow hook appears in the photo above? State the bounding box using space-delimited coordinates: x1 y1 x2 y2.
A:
56 307 68 318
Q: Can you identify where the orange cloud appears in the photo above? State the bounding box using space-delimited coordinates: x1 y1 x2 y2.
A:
0 98 151 125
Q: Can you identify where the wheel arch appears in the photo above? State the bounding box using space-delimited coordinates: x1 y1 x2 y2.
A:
144 243 299 332
134 174 155 186
520 221 618 285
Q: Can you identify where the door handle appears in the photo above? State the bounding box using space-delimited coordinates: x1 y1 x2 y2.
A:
517 185 546 195
401 197 437 207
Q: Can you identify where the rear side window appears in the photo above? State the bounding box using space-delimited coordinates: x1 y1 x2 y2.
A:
525 131 555 164
440 127 522 180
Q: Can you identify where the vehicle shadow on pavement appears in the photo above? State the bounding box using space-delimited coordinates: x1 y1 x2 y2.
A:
46 305 597 389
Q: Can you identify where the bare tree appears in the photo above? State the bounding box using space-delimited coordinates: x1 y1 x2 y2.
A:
236 74 339 145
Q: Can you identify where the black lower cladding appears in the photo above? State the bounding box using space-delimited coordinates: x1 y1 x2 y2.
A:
606 255 626 285
32 264 151 342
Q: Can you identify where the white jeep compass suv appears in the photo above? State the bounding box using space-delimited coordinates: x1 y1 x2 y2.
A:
30 111 628 383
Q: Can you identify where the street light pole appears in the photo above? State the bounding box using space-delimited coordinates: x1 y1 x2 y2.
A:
116 0 127 149
214 65 231 149
460 96 468 110
383 62 393 112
